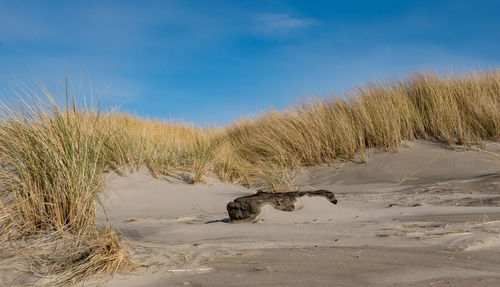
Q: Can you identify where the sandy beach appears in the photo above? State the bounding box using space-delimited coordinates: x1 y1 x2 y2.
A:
96 141 500 286
1 2 500 286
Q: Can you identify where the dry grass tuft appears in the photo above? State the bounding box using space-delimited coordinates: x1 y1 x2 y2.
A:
0 91 134 286
0 228 134 286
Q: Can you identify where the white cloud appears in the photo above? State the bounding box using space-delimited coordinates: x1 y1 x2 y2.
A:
251 13 317 37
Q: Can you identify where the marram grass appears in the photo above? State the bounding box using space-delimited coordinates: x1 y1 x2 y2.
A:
224 70 499 189
0 96 134 286
0 69 499 285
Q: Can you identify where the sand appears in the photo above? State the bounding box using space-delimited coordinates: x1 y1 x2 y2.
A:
3 140 499 286
93 140 500 286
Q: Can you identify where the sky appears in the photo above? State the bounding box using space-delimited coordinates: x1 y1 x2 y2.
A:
0 0 499 125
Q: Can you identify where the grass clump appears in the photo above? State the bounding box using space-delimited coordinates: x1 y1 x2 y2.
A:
0 93 134 286
101 113 220 182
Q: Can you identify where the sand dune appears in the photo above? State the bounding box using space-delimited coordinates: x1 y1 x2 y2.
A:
95 141 500 287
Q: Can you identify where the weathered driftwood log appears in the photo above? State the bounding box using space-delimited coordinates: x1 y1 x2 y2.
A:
226 190 337 222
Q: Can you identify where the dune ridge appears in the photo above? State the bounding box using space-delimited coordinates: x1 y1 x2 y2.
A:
0 70 499 286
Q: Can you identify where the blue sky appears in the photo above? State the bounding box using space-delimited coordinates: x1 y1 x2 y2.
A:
0 0 499 125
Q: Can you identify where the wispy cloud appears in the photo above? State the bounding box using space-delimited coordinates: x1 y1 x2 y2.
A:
251 12 317 37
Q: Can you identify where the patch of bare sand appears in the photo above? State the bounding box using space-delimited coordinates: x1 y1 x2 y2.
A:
70 141 500 286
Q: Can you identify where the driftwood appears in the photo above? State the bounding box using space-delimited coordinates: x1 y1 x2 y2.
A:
226 190 337 222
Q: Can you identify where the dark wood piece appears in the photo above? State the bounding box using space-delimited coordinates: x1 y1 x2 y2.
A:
226 190 337 222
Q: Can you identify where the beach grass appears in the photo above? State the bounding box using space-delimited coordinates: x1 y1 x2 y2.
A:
0 94 135 286
0 69 498 285
223 70 499 189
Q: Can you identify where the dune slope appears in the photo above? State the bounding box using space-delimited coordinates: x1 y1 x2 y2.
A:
98 141 500 287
